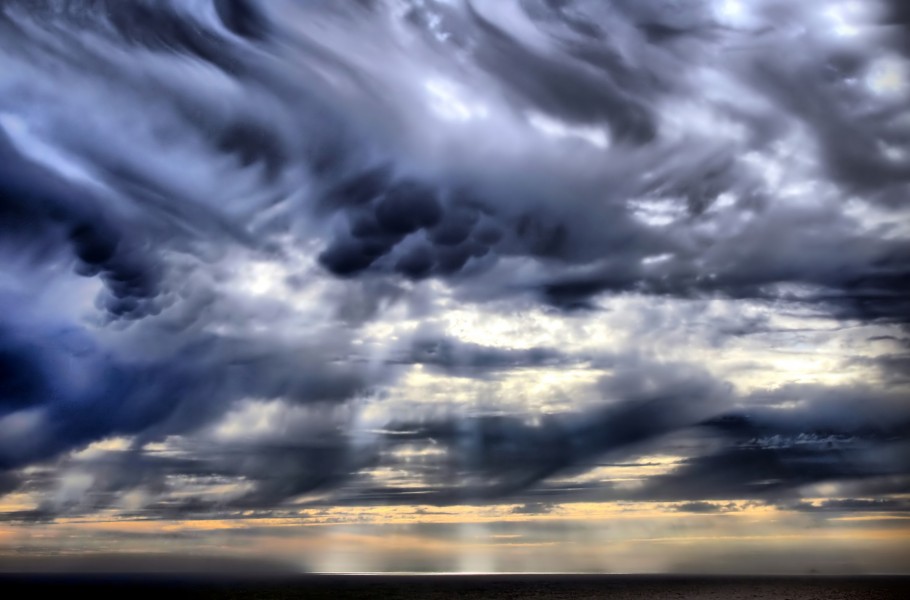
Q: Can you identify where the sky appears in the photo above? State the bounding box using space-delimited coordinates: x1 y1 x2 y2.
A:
0 0 909 575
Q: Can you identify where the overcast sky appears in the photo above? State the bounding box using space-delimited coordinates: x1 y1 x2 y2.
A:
1 0 909 574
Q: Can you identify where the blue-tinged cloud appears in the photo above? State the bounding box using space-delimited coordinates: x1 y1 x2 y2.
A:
0 0 908 522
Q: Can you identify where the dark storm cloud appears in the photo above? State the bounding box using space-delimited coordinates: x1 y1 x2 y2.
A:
10 374 908 519
0 472 19 499
1 0 909 521
285 0 909 320
0 295 375 471
0 418 378 518
2 0 908 309
604 383 910 504
300 379 910 509
627 444 889 503
1 354 730 517
0 165 166 324
1 361 885 505
380 358 729 499
848 350 910 385
399 332 568 375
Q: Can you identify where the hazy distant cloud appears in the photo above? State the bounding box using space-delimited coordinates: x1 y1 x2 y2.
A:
673 501 741 514
511 501 555 515
788 497 910 513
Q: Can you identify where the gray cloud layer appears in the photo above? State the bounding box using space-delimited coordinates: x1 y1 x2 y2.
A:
0 0 908 522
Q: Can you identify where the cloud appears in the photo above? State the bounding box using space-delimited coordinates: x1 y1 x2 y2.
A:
399 331 569 375
0 0 908 530
673 501 741 513
363 357 730 500
788 497 910 513
510 501 555 515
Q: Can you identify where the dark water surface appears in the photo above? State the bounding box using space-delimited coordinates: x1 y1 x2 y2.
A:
0 575 908 599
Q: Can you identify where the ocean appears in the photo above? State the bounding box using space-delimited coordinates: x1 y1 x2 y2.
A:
0 574 907 599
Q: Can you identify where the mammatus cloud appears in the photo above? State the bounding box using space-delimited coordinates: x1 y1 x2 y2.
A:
0 0 908 551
